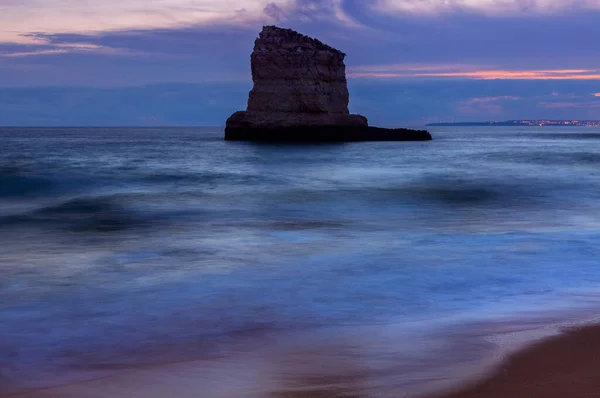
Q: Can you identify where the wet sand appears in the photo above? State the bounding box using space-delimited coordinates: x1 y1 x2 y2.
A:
6 323 600 398
430 324 600 398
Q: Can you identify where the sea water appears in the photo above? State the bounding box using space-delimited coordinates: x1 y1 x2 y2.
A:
2 126 600 396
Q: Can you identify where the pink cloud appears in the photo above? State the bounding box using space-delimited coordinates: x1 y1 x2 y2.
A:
0 49 69 57
0 42 147 58
419 70 600 80
348 64 600 80
0 0 297 44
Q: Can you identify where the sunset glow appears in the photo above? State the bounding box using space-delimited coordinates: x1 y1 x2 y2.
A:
5 0 600 46
348 67 600 80
3 0 600 120
0 0 295 44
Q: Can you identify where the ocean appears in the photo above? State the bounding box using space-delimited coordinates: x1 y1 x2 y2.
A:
2 126 600 397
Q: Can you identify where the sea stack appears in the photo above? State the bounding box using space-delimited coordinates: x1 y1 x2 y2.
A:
225 26 431 142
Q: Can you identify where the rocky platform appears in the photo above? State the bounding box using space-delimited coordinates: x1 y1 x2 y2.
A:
225 26 431 142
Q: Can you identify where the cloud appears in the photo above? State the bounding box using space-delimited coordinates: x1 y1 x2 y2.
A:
465 96 521 103
1 49 69 57
457 95 520 114
328 0 363 27
0 0 296 44
594 93 600 97
417 70 600 80
538 101 600 109
376 0 600 15
348 64 600 80
3 0 600 89
538 102 583 109
5 0 600 49
0 41 131 57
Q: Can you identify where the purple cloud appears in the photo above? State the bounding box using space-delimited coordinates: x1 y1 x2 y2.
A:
3 0 600 122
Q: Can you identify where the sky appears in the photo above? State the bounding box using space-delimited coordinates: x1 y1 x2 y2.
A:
2 0 600 126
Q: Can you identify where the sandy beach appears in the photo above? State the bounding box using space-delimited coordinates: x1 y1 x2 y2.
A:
430 324 600 398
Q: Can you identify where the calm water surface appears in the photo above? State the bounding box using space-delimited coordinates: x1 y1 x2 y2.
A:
2 127 600 396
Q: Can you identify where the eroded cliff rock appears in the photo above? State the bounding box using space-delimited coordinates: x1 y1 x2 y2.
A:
227 26 366 131
225 26 431 142
248 25 351 115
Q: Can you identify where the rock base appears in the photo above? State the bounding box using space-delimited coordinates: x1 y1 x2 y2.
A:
224 110 431 142
226 110 368 129
224 125 432 142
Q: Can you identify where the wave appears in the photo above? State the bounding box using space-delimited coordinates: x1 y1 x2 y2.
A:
1 196 142 232
375 178 547 208
141 171 280 187
0 164 280 203
0 165 109 199
269 177 549 211
477 151 600 165
531 133 600 140
401 182 504 205
0 167 56 197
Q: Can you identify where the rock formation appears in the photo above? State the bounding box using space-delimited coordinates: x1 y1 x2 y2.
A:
225 26 431 142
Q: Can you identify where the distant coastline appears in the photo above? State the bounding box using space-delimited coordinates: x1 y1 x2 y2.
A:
427 120 600 127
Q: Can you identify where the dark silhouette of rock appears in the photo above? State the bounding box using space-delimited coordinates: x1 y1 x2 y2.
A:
225 26 431 142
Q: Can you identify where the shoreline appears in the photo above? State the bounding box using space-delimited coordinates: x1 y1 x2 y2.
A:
428 323 600 398
5 314 600 398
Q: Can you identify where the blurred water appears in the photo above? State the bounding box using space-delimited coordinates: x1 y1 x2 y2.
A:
2 126 600 396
